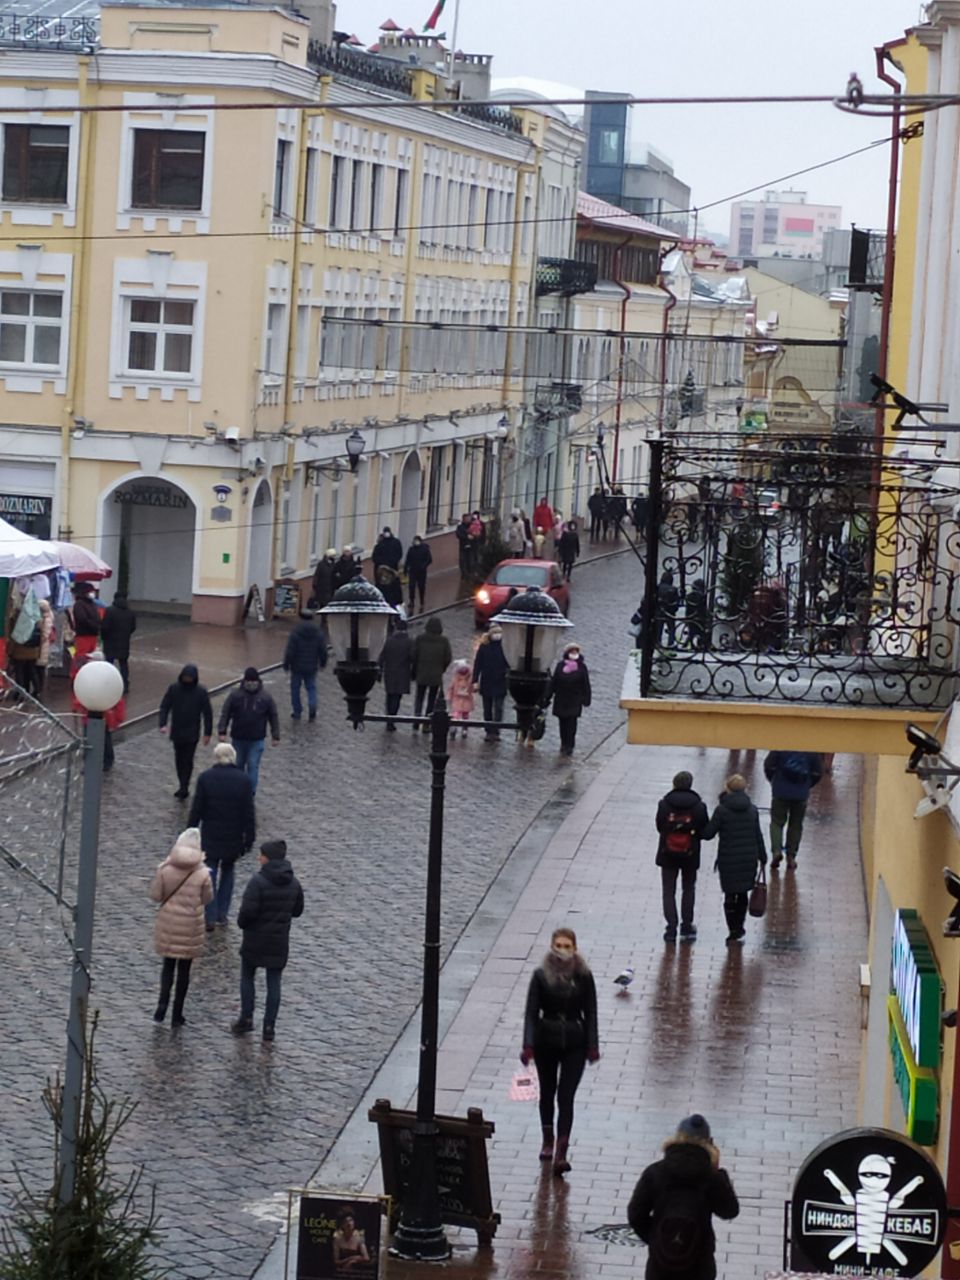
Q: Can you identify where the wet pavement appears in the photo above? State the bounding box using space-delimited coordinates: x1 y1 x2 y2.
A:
0 531 867 1279
258 746 865 1280
0 546 644 1278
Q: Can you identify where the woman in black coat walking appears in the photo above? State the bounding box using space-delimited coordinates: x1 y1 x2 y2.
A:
472 622 509 740
379 619 412 729
556 521 580 581
521 926 599 1177
701 774 766 944
549 643 591 756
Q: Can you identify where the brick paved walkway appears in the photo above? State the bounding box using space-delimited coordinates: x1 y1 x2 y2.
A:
261 745 865 1280
0 549 643 1278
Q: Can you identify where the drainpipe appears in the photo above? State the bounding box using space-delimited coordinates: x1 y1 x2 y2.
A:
656 243 678 435
611 235 632 484
875 45 901 452
60 56 96 540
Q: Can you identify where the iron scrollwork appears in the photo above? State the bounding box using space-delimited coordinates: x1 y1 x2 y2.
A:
635 435 960 711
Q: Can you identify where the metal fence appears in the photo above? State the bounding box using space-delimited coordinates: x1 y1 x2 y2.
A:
632 435 960 710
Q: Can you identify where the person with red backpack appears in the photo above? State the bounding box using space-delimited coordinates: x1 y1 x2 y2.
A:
655 771 709 943
628 1113 739 1280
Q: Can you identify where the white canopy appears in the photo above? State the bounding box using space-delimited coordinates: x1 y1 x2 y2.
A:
0 516 61 578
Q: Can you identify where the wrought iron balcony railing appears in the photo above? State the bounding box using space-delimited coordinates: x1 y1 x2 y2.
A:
452 101 524 135
629 435 960 712
534 382 583 414
0 11 99 49
307 41 414 95
535 257 599 298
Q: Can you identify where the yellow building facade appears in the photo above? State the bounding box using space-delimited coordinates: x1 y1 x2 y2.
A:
0 1 578 622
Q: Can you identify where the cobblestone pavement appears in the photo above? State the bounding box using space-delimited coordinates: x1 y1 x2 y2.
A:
332 745 864 1280
0 550 642 1279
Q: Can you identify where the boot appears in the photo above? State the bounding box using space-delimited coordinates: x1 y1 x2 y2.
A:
553 1136 571 1176
153 1002 167 1023
539 1126 555 1162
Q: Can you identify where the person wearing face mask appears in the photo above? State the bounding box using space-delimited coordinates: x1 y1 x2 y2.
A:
158 664 214 800
472 622 509 740
217 667 280 795
548 643 591 757
404 534 432 615
521 927 599 1176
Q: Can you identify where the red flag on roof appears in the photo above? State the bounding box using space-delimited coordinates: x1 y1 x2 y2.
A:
424 0 446 30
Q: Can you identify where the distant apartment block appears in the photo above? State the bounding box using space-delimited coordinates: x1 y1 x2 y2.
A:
730 190 842 259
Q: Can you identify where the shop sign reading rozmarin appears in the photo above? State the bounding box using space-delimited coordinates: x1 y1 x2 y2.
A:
790 1127 946 1277
887 909 941 1145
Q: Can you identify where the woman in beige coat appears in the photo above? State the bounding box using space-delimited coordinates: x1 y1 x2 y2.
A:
150 827 213 1026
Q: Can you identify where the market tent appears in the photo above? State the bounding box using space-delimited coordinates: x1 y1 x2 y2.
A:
0 516 61 578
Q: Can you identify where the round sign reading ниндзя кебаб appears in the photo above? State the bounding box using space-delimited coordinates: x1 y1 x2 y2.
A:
790 1127 946 1277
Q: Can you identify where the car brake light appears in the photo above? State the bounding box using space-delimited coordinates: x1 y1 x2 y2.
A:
476 589 491 605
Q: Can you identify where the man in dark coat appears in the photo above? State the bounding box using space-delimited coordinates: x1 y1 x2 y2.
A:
311 548 337 612
404 535 432 614
628 1112 739 1280
100 594 137 692
557 521 580 581
655 771 709 943
684 579 710 651
587 487 608 540
69 581 101 661
232 839 304 1041
372 526 403 571
656 572 681 648
412 616 452 728
282 610 328 722
763 750 822 870
379 618 412 729
217 667 280 795
455 513 476 578
472 622 509 740
189 742 256 929
332 547 360 592
701 775 767 944
159 663 213 799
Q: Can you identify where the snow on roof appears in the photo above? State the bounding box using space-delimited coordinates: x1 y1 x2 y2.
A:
576 191 679 242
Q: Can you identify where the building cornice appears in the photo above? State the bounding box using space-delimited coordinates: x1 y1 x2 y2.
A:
925 1 960 28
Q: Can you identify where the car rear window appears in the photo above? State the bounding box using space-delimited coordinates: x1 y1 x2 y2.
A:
492 563 549 587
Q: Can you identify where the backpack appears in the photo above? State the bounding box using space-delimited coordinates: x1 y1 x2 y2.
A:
782 753 809 784
649 1185 709 1273
664 809 696 856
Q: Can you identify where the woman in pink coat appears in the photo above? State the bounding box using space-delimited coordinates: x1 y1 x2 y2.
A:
150 827 213 1026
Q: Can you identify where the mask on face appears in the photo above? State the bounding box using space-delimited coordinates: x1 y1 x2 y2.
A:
551 941 575 959
567 650 580 661
243 680 259 692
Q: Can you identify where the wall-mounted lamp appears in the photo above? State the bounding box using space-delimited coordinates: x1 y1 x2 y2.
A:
306 429 366 485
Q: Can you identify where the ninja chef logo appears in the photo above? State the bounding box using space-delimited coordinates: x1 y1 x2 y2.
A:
792 1129 946 1278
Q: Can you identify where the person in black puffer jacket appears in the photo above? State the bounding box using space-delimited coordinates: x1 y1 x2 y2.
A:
188 742 256 929
628 1113 739 1280
701 774 767 944
404 535 433 614
217 667 280 796
100 594 137 692
232 839 304 1042
282 610 328 722
655 771 709 943
521 926 599 1177
159 664 214 799
549 643 591 757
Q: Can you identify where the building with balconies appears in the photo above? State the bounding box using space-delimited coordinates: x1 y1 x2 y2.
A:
0 1 577 622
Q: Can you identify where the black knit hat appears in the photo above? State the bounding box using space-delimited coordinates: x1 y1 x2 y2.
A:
677 1113 711 1142
243 666 259 682
261 840 287 861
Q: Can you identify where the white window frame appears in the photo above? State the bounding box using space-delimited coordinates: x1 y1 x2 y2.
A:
117 95 214 234
0 288 65 371
123 296 196 379
110 256 206 400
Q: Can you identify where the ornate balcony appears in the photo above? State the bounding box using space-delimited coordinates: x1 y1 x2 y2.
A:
535 257 599 298
621 435 959 752
307 41 414 96
452 101 524 135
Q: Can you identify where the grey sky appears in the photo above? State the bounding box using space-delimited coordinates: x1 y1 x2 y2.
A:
345 0 924 238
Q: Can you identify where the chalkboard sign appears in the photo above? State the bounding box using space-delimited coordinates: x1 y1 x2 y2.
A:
368 1099 499 1246
274 579 301 618
287 1192 385 1280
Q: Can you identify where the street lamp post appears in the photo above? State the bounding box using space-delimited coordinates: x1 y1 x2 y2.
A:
322 583 571 1260
59 654 124 1205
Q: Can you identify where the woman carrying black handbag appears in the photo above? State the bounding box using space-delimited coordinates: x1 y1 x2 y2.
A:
701 774 767 944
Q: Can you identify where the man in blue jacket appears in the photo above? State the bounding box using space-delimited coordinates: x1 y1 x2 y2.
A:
282 609 328 722
763 751 823 870
217 668 280 795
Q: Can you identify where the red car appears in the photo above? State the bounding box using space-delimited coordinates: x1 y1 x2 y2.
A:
474 558 571 628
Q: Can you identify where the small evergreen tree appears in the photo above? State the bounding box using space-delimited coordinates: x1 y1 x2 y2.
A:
475 517 511 583
0 1016 164 1280
722 520 764 615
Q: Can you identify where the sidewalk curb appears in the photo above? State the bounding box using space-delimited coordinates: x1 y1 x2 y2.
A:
249 715 628 1279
